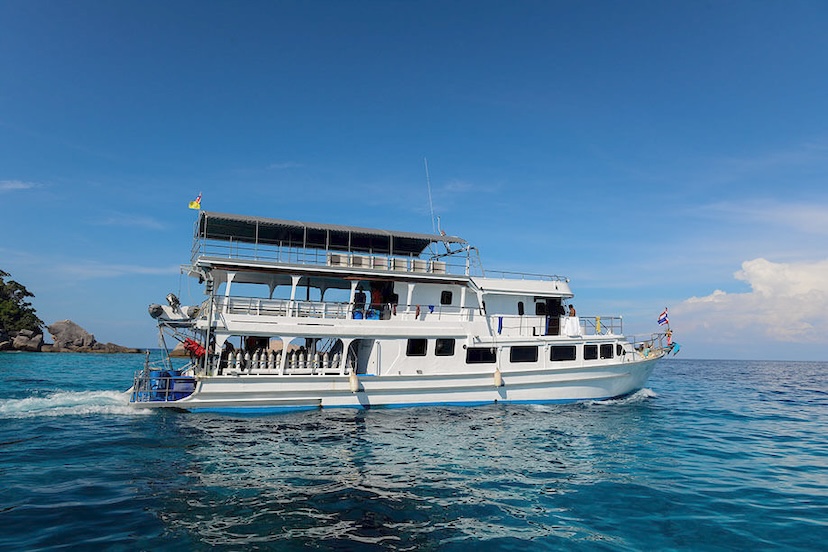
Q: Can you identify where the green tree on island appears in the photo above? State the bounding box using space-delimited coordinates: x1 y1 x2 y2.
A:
0 269 44 333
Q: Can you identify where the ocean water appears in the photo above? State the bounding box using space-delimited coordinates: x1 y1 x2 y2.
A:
0 353 826 551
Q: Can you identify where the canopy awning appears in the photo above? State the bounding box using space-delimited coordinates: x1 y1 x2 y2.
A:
197 211 466 256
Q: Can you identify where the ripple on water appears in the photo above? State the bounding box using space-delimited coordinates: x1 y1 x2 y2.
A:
1 356 827 550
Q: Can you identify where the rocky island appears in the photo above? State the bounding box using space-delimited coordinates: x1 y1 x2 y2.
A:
0 269 141 353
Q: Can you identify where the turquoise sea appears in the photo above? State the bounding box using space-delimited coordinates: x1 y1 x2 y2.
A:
0 353 826 551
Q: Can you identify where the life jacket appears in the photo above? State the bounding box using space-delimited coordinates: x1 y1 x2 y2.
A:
183 338 206 358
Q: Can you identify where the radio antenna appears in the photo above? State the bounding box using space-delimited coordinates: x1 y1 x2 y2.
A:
424 157 436 234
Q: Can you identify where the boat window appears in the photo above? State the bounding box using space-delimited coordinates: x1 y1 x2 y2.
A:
517 301 524 316
600 344 614 359
440 291 453 305
535 302 547 315
510 346 538 363
406 339 427 356
466 347 497 364
550 345 576 361
616 344 624 356
435 338 455 356
584 345 598 360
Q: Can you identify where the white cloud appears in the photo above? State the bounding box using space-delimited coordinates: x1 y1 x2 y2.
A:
677 258 828 344
0 180 37 192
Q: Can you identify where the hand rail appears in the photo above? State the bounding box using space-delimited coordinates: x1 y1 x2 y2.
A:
191 238 566 282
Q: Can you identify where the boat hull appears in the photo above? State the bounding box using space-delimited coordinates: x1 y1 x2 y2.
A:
128 354 660 413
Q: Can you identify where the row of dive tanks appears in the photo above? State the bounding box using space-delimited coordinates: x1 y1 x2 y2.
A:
223 349 344 374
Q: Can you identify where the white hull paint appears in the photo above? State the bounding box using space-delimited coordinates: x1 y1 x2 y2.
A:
131 353 661 412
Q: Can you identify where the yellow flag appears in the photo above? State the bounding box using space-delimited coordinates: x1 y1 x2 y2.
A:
188 193 202 210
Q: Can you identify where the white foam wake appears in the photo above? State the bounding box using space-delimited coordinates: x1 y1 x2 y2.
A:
590 388 657 406
0 390 150 418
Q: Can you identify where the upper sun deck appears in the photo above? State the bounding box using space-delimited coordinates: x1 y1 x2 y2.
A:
192 211 467 273
190 211 568 288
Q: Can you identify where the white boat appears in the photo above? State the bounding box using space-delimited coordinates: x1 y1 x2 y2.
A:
127 211 671 412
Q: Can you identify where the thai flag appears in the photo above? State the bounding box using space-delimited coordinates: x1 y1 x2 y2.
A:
658 308 669 326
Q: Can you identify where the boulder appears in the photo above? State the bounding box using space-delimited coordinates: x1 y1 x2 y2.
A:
170 342 189 357
12 332 43 352
48 320 96 350
43 320 142 353
0 320 141 354
94 342 142 354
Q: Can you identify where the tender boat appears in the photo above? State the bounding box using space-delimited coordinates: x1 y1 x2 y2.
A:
127 211 671 412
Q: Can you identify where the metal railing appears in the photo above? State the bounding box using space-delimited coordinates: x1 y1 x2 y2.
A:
191 239 472 276
190 238 569 283
210 296 627 339
213 296 478 322
492 315 624 338
478 269 568 282
627 331 671 356
130 358 197 403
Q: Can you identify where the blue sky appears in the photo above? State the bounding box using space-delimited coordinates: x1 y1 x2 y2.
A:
2 1 827 359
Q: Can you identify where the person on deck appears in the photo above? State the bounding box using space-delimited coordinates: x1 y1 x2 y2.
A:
564 305 580 336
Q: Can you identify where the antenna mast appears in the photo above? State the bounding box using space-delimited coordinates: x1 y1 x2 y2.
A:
424 157 436 234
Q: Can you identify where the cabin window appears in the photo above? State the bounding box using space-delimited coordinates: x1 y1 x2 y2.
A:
510 346 538 363
440 291 453 305
466 347 497 364
616 344 624 356
517 301 524 316
406 338 427 356
584 345 598 360
550 345 576 361
600 344 614 359
435 338 455 356
535 302 547 315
